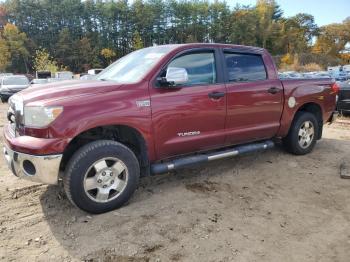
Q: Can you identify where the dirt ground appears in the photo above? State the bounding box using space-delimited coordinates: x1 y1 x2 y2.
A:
0 102 350 262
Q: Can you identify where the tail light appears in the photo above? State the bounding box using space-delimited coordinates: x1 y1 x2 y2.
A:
331 82 340 94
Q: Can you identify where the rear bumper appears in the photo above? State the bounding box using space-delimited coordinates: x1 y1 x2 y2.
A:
3 145 62 185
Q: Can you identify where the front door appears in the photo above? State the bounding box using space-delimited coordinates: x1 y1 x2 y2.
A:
150 49 227 160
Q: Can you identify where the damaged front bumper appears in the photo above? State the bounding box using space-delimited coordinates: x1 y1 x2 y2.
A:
3 145 62 185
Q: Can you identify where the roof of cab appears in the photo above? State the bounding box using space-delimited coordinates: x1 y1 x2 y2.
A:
155 43 266 54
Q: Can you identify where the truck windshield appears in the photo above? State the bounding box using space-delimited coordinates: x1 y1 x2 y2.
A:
97 45 176 83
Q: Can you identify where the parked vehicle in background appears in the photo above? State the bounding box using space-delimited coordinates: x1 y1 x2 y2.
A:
302 72 317 79
3 43 338 213
0 73 14 77
30 78 48 85
343 65 350 73
315 71 332 79
278 72 288 79
332 71 348 82
279 71 332 80
0 75 30 102
80 74 95 80
328 66 341 74
337 80 350 115
88 69 103 75
36 71 51 79
80 69 104 80
55 71 73 80
282 71 304 79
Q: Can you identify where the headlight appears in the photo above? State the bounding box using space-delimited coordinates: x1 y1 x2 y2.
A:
9 94 24 115
24 106 63 127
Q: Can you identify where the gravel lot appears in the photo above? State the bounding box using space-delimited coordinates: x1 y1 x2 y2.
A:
0 101 350 262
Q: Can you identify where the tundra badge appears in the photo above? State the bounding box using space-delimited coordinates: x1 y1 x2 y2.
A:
136 100 151 107
178 131 201 137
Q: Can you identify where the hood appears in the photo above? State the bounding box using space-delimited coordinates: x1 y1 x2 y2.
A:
19 80 122 105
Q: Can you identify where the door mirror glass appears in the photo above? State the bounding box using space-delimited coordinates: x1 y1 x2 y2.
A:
165 67 188 85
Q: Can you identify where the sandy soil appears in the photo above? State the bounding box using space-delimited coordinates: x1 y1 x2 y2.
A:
0 101 350 262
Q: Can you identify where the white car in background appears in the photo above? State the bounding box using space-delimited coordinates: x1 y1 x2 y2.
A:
0 75 30 102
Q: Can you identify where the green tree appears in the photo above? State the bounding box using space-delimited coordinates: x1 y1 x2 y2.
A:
132 31 144 50
33 49 60 73
229 6 258 46
76 37 100 72
101 48 116 65
313 22 349 57
0 5 6 29
2 0 348 73
209 1 230 43
281 14 318 54
55 28 77 70
0 37 10 71
2 23 29 72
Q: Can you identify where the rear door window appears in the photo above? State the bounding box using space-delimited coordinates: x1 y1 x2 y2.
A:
224 53 267 82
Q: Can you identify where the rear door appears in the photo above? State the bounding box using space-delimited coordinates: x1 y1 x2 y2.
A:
150 48 227 160
223 49 283 145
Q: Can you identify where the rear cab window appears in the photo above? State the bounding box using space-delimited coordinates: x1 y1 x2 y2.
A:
224 52 267 82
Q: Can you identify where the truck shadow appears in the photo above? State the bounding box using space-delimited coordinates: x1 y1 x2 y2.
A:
39 137 350 260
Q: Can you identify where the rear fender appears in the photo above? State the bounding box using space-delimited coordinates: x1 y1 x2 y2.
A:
277 82 327 138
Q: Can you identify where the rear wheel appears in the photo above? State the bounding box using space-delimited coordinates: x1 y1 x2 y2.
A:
283 112 319 155
63 140 140 214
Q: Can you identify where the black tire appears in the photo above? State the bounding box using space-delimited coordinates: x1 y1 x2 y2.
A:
283 112 319 155
63 140 140 214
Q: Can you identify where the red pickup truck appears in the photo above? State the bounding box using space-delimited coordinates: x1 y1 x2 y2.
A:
3 44 338 213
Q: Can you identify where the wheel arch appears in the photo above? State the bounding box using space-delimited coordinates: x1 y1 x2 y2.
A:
60 124 150 177
292 102 323 139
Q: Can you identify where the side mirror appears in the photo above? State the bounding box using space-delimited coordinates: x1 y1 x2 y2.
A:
161 67 188 87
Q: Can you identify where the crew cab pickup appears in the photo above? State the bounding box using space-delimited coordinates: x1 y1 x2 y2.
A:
3 44 338 213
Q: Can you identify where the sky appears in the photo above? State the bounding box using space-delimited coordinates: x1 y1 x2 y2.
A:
226 0 350 26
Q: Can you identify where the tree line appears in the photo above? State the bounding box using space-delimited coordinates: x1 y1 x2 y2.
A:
0 0 349 74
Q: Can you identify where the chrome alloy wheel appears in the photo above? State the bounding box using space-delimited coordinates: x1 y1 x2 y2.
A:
83 157 128 203
298 121 314 149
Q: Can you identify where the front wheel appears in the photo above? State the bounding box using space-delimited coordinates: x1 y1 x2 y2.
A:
63 140 140 214
283 112 319 155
